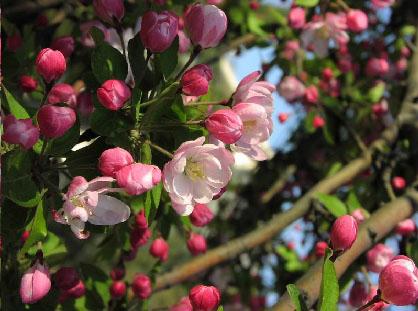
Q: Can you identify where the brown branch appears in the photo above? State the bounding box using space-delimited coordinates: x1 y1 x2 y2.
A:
273 189 418 311
260 165 297 204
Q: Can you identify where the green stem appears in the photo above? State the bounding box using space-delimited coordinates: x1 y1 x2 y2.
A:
145 140 173 158
174 45 202 81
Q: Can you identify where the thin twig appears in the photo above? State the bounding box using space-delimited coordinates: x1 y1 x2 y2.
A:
145 140 173 159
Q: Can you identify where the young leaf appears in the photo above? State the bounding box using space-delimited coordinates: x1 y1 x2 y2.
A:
316 193 347 217
128 34 146 84
346 191 361 213
19 200 47 255
368 82 385 103
295 0 319 7
2 85 30 118
45 120 81 156
286 284 308 311
145 182 163 224
318 248 339 311
91 43 128 83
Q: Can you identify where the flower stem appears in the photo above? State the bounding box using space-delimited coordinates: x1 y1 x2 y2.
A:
174 45 202 81
145 140 173 158
356 294 382 311
187 99 229 107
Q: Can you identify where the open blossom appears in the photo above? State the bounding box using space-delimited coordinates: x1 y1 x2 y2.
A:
2 115 40 150
54 176 130 239
233 71 275 115
278 76 306 103
301 13 348 58
231 103 272 161
163 137 234 216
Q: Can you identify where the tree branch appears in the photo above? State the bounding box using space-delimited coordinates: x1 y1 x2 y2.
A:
273 189 418 310
260 165 297 204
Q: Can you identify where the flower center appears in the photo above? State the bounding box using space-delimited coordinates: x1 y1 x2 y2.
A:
243 120 257 130
185 159 205 180
316 25 329 39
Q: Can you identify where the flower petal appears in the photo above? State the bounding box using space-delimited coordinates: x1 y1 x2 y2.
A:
88 195 130 225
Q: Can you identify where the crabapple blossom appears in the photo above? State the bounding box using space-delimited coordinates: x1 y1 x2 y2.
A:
304 85 319 104
2 115 40 150
366 243 394 273
115 163 161 196
366 57 390 77
281 40 300 60
46 83 77 108
190 203 214 227
35 48 67 83
330 215 358 252
346 10 368 32
132 274 152 299
178 30 191 53
163 137 234 215
80 21 111 47
140 11 178 53
77 92 95 116
109 281 126 299
187 232 207 256
54 176 130 239
278 76 306 103
184 4 227 49
315 241 328 258
349 281 378 307
288 7 305 29
97 79 131 110
50 36 75 58
93 0 125 25
189 285 221 311
205 109 243 144
19 75 38 92
181 64 213 96
98 147 134 177
37 105 76 138
20 255 51 304
392 176 406 190
231 102 272 161
313 116 325 128
395 219 416 236
149 238 169 262
170 297 193 311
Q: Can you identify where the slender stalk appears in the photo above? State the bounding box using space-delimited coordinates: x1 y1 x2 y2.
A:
186 99 229 107
174 45 202 81
356 294 382 311
145 140 173 158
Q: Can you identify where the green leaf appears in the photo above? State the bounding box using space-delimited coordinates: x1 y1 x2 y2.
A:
128 34 146 84
2 85 30 118
45 120 80 156
19 200 47 255
286 284 308 311
140 143 152 164
326 162 342 177
2 150 41 207
318 248 339 311
400 25 416 36
316 193 347 217
368 82 385 103
91 106 131 137
91 43 128 83
217 306 224 311
90 26 105 46
156 37 179 79
304 110 316 133
295 0 319 7
346 191 361 213
247 12 267 36
145 182 162 224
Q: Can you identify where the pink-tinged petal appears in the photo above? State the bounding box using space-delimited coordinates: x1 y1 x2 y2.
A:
53 208 68 224
173 156 187 174
70 218 89 239
232 142 268 161
66 176 89 198
175 136 205 154
86 176 115 192
84 191 99 207
235 71 261 94
20 262 51 304
172 174 193 200
64 201 89 223
88 195 130 225
171 200 194 216
192 181 213 203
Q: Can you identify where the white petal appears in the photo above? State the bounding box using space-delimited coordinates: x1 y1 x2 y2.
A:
192 181 213 204
88 195 130 225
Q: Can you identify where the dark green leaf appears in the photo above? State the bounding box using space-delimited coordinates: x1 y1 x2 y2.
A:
2 85 30 118
316 193 347 217
90 26 105 46
91 43 128 83
145 182 162 224
19 200 47 255
286 284 308 311
156 37 179 79
91 106 131 137
318 248 339 311
45 120 80 156
128 34 146 84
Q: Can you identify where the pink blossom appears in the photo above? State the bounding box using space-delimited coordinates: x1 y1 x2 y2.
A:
98 147 134 177
281 40 300 60
97 79 131 110
170 297 193 311
115 163 161 196
93 0 125 25
163 137 234 215
178 30 191 53
371 0 395 9
346 9 368 32
132 274 152 299
189 285 221 311
77 92 95 117
367 243 394 273
187 232 207 256
301 13 348 58
288 7 305 29
366 57 390 77
330 215 358 251
54 176 130 239
231 103 272 161
190 203 214 227
35 48 67 83
109 281 126 299
50 36 75 58
304 85 319 104
233 71 276 115
349 281 377 307
46 83 77 108
205 109 243 144
149 238 169 262
2 115 40 150
20 75 38 92
37 105 76 138
278 76 306 103
351 208 366 224
395 219 416 236
20 258 51 304
181 64 213 97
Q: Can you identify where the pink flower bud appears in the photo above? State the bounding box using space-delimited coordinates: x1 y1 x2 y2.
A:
349 281 377 307
130 227 151 248
250 295 266 311
7 34 22 52
288 7 305 29
366 57 389 78
110 267 125 280
98 147 134 177
366 243 394 273
140 11 179 53
249 1 260 10
64 280 86 299
205 109 243 144
184 4 228 49
149 238 169 261
401 46 411 58
315 241 328 258
351 208 366 224
2 115 40 150
278 113 289 124
281 40 300 60
97 79 131 110
181 64 213 97
115 163 161 195
313 116 325 129
346 10 368 32
190 203 214 227
54 267 80 290
93 0 125 24
77 92 95 117
379 256 418 305
330 215 358 252
179 30 192 53
20 260 51 304
391 176 406 190
189 285 221 311
278 76 306 103
322 68 333 81
20 75 38 93
170 297 193 311
110 281 126 299
395 58 408 76
50 36 75 58
35 48 67 83
132 274 152 300
187 233 207 256
372 100 389 118
304 85 318 104
135 210 148 229
37 105 76 138
395 219 416 236
47 83 77 108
